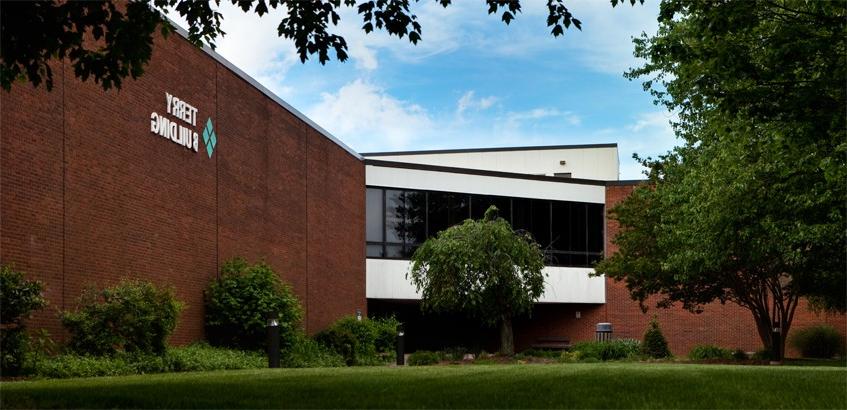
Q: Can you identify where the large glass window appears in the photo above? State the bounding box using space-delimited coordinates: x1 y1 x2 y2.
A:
366 186 604 267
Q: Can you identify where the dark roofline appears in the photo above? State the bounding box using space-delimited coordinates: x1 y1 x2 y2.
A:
606 179 650 186
364 159 611 186
361 143 618 157
167 19 362 161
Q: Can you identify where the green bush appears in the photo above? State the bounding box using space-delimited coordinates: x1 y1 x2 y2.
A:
570 339 641 361
688 344 732 361
441 346 469 361
0 265 47 376
408 350 441 366
371 316 401 354
30 353 139 378
732 349 748 361
558 350 579 363
790 326 846 359
314 316 398 366
205 258 303 351
641 317 672 358
61 280 182 356
1 328 30 376
516 348 561 359
166 343 265 371
752 349 773 361
281 335 345 368
29 344 265 379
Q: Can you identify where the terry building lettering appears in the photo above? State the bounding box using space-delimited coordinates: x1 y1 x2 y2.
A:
150 92 199 152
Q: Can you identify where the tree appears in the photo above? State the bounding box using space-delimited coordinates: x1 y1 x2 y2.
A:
595 0 846 356
0 0 642 92
409 206 545 355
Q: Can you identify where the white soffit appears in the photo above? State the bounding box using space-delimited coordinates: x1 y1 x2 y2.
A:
366 259 606 304
366 165 606 204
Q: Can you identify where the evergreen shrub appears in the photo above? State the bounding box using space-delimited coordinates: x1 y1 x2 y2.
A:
641 317 672 358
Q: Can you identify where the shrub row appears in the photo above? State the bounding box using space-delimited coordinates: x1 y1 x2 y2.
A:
568 339 642 362
28 344 266 379
281 335 345 368
408 350 441 366
687 344 734 361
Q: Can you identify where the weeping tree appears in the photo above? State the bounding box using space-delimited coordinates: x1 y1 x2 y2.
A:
409 206 545 355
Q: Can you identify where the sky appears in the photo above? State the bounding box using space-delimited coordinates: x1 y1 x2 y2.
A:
168 1 678 180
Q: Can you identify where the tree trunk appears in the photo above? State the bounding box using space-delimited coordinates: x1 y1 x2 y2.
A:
749 295 797 360
499 317 514 356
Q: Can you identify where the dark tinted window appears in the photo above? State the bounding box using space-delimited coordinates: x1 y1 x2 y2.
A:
448 193 471 226
385 190 405 244
402 191 427 246
470 194 511 222
366 188 383 243
427 191 450 237
366 186 603 267
569 202 587 252
366 244 384 258
587 203 604 253
530 199 550 249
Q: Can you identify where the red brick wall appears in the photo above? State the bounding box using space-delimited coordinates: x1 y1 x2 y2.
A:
1 31 365 343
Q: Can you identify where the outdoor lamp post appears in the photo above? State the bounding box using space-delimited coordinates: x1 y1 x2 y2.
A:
771 320 782 364
396 324 405 366
267 313 280 368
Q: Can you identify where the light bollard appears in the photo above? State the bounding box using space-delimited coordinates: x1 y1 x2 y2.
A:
771 321 782 364
267 313 280 368
396 325 405 366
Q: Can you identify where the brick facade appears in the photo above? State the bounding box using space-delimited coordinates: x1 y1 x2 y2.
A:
0 27 841 358
1 31 366 343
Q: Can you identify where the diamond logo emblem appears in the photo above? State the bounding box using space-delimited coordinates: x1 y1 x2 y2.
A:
202 118 217 158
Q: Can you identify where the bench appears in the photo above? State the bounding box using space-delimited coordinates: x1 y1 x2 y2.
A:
530 336 571 350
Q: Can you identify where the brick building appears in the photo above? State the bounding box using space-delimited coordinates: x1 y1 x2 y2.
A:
1 27 842 356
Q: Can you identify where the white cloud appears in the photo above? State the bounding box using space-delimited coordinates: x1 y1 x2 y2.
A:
164 2 300 98
616 110 679 179
457 91 498 115
306 79 432 151
504 108 581 129
559 0 660 75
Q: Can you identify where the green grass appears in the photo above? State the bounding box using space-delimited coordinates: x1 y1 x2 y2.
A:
2 363 845 409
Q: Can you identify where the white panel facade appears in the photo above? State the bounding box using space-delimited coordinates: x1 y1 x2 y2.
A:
366 258 605 303
366 165 606 204
364 146 619 181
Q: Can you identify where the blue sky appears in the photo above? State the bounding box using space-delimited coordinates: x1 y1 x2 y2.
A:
170 1 678 179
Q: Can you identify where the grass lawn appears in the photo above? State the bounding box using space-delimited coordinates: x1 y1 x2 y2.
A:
2 362 845 409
